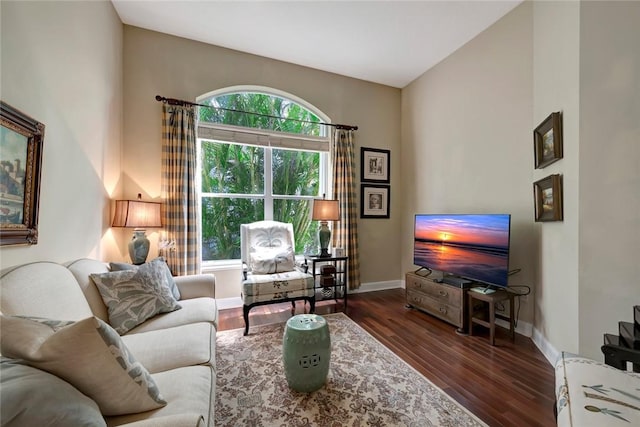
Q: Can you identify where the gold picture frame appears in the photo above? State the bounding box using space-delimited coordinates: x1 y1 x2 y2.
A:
533 174 563 222
534 112 563 169
1 101 45 246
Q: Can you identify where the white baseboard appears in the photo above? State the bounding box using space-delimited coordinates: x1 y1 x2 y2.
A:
217 297 243 310
349 279 403 294
494 318 533 338
216 280 403 310
532 327 560 366
217 279 557 367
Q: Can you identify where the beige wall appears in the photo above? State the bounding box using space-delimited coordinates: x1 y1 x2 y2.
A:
578 1 640 360
402 0 639 361
0 1 124 269
122 27 401 293
401 3 535 331
3 1 635 361
532 0 581 356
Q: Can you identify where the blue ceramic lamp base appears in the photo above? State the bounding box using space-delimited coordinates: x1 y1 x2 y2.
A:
318 221 331 258
128 229 150 265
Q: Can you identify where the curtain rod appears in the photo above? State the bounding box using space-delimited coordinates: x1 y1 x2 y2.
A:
155 95 358 131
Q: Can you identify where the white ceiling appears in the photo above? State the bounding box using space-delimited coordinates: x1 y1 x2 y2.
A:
112 0 523 88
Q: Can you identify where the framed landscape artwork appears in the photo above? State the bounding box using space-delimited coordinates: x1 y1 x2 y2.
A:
533 174 563 222
0 101 45 246
534 112 563 169
361 184 390 219
361 147 390 184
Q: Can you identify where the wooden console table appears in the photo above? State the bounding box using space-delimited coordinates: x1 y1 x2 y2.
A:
467 288 515 345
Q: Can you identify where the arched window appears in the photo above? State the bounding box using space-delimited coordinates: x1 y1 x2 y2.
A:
196 87 331 262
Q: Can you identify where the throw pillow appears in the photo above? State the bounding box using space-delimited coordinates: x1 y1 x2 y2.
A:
0 357 107 427
0 316 166 416
91 261 182 334
250 246 295 274
110 257 181 300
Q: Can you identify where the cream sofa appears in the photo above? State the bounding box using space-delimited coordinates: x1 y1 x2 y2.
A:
0 258 218 427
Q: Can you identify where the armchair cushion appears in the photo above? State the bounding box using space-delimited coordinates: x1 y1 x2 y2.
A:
242 270 314 305
250 246 295 274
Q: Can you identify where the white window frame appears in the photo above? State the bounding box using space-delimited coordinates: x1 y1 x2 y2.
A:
196 86 332 266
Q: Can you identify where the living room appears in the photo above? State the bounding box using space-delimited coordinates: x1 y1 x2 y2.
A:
1 0 638 425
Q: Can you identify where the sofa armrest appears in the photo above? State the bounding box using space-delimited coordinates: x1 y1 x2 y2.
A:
174 274 215 300
119 414 205 427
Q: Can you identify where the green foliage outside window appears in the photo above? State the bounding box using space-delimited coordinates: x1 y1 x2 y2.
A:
199 92 325 261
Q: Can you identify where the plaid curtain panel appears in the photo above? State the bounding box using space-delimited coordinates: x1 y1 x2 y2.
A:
332 128 360 290
161 104 201 276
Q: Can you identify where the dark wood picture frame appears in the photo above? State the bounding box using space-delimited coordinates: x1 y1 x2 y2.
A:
534 112 563 169
361 147 390 184
533 174 563 222
1 101 45 246
360 184 390 219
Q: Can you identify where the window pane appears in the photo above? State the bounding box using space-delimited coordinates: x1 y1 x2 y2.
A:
201 141 264 194
199 92 323 136
273 199 318 254
201 197 264 261
272 149 320 196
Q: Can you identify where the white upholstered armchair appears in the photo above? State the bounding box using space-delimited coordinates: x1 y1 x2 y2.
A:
240 221 315 335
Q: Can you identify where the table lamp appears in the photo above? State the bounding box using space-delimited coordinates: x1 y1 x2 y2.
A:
312 196 340 258
112 194 162 264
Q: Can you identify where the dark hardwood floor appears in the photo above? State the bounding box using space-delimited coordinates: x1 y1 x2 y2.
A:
217 289 556 427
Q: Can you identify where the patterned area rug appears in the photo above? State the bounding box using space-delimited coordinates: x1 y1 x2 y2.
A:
215 313 487 426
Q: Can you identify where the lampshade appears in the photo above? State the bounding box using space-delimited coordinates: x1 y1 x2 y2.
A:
111 194 162 265
312 198 339 258
312 199 340 222
112 195 162 228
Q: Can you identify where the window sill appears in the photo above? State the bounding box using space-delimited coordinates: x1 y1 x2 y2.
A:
201 259 242 273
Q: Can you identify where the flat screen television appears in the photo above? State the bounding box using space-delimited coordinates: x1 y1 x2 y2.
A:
413 214 511 288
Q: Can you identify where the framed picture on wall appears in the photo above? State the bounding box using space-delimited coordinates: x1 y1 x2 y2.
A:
361 147 390 184
0 101 45 246
361 184 390 218
534 112 563 169
533 174 563 222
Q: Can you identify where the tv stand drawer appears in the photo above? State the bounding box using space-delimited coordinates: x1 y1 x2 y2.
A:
406 290 462 327
406 274 462 307
405 272 466 328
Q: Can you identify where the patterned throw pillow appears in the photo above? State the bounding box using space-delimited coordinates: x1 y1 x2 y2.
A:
91 261 182 335
0 316 166 416
250 246 296 274
1 357 107 426
109 257 181 300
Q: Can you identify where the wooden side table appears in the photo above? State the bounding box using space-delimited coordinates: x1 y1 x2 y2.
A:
467 288 515 345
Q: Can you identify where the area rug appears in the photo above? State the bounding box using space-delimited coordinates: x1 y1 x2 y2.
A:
215 313 487 426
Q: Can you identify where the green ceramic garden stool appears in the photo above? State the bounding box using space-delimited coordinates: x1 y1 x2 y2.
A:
282 314 331 392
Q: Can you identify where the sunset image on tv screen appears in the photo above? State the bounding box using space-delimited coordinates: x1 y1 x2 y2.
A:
414 214 510 286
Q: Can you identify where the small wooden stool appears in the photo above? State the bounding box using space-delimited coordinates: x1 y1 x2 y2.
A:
468 288 515 345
